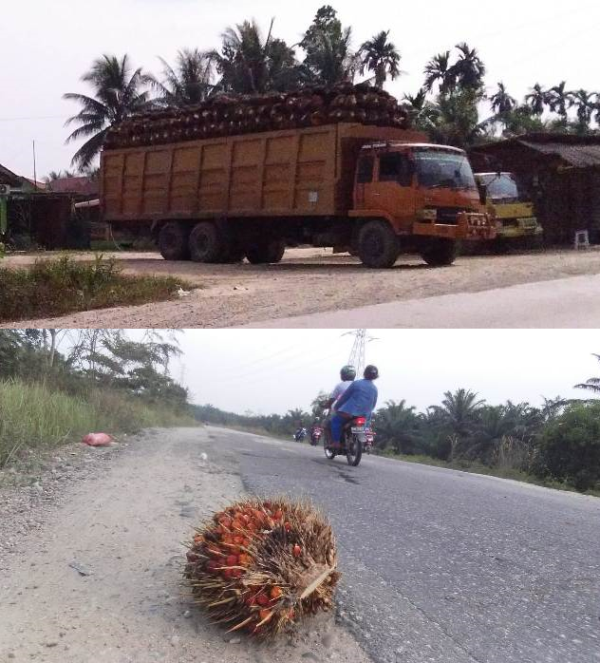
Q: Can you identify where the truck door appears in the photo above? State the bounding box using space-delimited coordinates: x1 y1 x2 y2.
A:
354 155 375 208
369 152 416 230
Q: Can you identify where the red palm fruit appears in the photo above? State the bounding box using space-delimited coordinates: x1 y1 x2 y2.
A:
293 545 302 558
226 555 239 567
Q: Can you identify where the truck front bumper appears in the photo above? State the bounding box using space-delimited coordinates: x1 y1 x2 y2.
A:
413 212 496 241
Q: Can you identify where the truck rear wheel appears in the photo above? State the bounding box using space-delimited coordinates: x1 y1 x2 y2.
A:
189 222 228 263
358 220 401 269
420 238 459 267
245 239 285 265
158 222 190 261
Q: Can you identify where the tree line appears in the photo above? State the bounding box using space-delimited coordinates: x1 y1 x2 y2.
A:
63 4 600 170
194 357 600 493
0 329 190 412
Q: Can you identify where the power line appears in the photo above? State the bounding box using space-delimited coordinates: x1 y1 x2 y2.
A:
0 115 68 122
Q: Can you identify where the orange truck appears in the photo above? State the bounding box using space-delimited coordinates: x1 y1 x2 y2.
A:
101 122 495 268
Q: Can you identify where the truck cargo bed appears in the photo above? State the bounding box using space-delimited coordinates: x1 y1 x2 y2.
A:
101 123 426 224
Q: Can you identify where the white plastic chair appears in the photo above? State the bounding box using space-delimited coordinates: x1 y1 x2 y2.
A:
574 230 591 250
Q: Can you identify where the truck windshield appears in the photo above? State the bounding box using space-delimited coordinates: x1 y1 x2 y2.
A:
477 174 525 202
414 150 477 190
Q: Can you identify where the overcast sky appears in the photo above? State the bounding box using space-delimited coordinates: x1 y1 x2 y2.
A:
170 329 600 415
2 0 599 179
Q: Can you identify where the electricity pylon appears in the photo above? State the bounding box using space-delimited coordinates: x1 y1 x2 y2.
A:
343 330 377 376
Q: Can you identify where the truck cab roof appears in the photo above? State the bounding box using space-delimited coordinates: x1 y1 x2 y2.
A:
361 143 466 154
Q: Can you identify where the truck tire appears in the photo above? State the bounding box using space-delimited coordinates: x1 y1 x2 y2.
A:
420 238 459 267
358 220 401 269
245 239 285 265
189 222 228 263
158 222 190 261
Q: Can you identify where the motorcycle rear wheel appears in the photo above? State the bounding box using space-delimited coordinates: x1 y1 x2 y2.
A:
345 432 363 467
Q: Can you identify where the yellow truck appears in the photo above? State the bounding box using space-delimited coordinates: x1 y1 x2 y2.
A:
475 172 543 251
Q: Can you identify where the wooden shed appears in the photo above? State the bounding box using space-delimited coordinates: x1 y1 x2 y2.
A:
470 134 600 245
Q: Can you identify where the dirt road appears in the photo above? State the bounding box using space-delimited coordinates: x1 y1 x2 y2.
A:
3 247 600 328
0 428 370 663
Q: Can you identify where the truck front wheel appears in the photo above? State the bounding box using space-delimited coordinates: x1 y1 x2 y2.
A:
189 222 227 263
358 220 400 269
420 238 459 267
245 239 285 265
158 222 190 261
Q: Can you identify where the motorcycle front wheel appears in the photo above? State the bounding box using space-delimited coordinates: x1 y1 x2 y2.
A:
345 433 363 467
324 445 336 461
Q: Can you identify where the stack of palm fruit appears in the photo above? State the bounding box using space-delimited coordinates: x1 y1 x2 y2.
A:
105 83 411 150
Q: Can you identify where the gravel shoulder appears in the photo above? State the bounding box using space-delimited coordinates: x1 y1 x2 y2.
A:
3 247 600 328
0 428 371 663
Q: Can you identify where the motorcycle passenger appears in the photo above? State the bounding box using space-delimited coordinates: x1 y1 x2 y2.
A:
330 365 379 449
322 366 357 444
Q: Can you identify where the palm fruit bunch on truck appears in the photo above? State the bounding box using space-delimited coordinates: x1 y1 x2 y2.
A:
183 497 339 638
105 82 411 150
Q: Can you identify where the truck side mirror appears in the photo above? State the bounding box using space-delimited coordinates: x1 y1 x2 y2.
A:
478 183 488 206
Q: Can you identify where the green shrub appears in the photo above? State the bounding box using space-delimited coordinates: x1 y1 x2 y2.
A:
0 256 190 321
534 402 600 491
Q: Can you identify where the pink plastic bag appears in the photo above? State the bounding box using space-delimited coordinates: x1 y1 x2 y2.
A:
82 433 114 447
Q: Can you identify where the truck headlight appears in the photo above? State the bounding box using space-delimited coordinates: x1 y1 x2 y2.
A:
418 208 438 222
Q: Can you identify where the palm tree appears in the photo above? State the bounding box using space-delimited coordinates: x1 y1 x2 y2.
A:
404 90 440 132
575 354 600 394
424 51 455 94
432 388 485 438
568 89 594 132
547 81 569 123
302 25 357 86
150 49 216 108
525 83 548 115
44 170 75 184
490 82 517 114
374 400 420 454
211 20 301 94
64 55 151 169
453 42 486 92
359 31 401 89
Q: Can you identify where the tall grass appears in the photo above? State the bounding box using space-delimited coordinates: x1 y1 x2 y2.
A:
0 379 195 468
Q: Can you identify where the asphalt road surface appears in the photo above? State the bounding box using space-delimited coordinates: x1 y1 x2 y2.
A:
210 427 600 663
245 274 600 329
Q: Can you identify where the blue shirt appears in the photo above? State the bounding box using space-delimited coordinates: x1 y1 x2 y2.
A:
335 379 378 417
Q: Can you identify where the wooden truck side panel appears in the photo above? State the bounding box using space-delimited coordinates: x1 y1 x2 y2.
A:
101 123 428 224
102 125 343 222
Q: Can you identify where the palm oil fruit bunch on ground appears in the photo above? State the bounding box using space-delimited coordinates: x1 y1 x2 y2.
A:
105 83 411 150
184 497 340 638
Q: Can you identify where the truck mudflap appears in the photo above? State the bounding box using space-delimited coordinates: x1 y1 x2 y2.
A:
413 212 496 241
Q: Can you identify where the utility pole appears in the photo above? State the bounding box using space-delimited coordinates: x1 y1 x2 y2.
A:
32 140 38 190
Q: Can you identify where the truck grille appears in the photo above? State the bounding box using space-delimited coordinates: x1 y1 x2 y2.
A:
435 208 464 225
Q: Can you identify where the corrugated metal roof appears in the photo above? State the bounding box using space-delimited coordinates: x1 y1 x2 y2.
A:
520 141 600 168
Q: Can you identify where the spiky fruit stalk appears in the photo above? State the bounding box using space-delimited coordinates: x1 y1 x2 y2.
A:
183 497 340 638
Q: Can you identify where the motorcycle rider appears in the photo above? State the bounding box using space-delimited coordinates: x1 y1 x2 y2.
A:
330 365 379 449
322 366 357 444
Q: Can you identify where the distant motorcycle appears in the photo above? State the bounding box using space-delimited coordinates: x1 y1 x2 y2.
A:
324 416 368 467
293 428 307 443
364 428 376 454
310 426 323 447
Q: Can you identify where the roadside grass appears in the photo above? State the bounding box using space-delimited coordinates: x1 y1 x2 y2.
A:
0 378 196 470
381 451 600 497
0 256 191 322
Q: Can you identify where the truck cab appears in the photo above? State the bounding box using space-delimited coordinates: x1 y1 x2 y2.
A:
475 172 543 249
348 143 493 266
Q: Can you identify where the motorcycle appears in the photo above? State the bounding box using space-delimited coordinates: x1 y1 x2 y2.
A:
293 428 307 443
364 428 376 454
324 416 368 467
310 426 323 447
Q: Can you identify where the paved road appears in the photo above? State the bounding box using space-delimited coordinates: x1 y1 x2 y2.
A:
244 274 600 328
209 427 600 663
